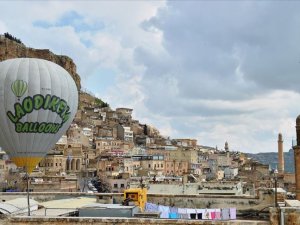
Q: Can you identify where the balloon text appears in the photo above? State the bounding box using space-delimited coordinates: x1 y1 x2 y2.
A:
6 94 71 134
15 122 61 133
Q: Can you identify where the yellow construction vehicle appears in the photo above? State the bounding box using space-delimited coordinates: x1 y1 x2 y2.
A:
123 188 147 211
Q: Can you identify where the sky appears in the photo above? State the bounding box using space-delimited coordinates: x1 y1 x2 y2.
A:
1 0 300 153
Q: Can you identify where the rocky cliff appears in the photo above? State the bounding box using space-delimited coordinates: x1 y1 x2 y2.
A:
0 35 81 90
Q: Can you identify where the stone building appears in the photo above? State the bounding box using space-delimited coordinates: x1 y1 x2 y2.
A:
173 139 198 148
95 138 132 155
94 125 115 138
146 146 173 160
64 143 83 174
39 151 65 175
117 125 134 142
0 151 9 185
164 160 188 176
169 148 198 173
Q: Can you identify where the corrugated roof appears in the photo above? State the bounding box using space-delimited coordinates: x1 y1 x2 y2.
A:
0 198 38 214
41 196 96 209
81 203 135 209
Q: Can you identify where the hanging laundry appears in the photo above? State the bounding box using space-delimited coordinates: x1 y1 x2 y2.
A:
145 202 158 212
221 208 230 220
178 208 189 219
169 212 179 219
230 208 237 219
210 210 216 220
215 209 221 220
170 206 178 214
196 209 204 220
158 205 170 218
186 208 197 219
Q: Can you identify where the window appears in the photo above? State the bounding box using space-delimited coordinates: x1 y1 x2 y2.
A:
148 164 151 168
56 163 58 166
120 184 125 188
114 184 118 188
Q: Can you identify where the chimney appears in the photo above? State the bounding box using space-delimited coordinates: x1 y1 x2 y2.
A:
293 115 300 200
278 133 284 173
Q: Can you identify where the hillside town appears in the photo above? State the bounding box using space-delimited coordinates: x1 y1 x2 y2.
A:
0 90 295 199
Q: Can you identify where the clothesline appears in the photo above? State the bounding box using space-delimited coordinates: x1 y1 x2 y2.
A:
145 202 236 220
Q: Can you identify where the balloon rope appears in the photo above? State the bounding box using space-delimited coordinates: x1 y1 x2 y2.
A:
27 167 30 216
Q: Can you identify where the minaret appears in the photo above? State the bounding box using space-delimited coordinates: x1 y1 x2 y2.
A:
278 133 284 173
293 115 300 200
225 141 229 151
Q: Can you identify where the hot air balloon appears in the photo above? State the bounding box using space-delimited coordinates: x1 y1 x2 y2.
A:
0 58 78 173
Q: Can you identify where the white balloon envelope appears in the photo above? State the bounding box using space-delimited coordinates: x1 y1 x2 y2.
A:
0 58 78 172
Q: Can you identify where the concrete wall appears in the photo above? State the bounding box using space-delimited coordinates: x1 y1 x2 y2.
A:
0 216 270 225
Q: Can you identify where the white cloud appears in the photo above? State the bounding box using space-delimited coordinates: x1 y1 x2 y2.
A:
0 21 7 33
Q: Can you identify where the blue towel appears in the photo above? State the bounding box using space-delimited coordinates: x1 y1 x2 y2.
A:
169 212 179 219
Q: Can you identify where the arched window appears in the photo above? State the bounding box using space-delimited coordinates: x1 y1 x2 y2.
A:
66 160 70 171
76 159 80 170
71 159 75 170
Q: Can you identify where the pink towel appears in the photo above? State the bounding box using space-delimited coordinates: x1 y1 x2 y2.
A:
211 211 216 220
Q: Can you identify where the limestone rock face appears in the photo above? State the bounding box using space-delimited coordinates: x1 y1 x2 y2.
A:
0 35 81 90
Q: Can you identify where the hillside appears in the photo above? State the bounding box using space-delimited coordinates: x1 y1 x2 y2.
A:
0 33 81 90
246 149 295 173
79 91 109 109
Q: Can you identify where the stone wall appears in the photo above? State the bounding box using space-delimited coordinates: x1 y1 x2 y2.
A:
30 180 77 192
0 216 270 225
0 35 81 90
0 190 274 212
147 182 243 195
269 207 300 225
147 194 263 211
